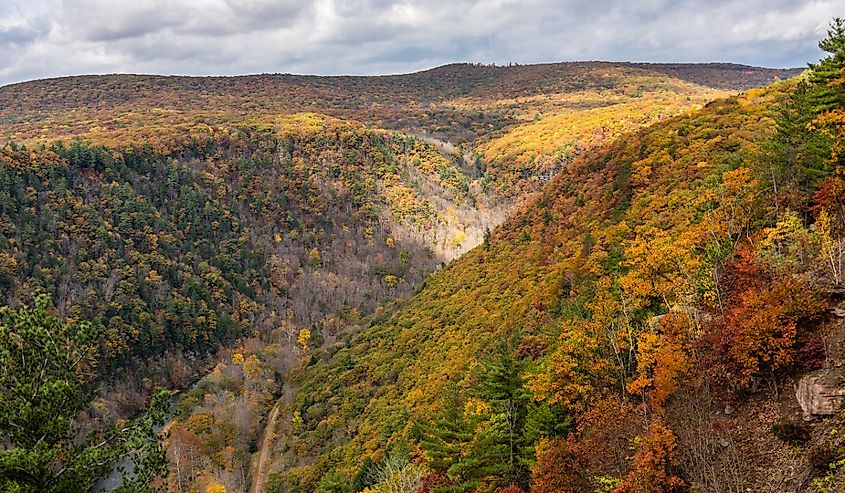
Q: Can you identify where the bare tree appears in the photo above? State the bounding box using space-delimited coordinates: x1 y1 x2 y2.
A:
366 453 425 493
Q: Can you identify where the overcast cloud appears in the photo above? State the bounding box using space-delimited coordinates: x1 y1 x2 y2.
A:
0 0 842 86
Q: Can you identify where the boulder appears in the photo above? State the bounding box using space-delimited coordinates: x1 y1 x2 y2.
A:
796 368 845 421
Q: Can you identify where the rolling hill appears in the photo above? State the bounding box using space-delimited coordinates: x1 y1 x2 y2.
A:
0 58 821 493
259 48 845 493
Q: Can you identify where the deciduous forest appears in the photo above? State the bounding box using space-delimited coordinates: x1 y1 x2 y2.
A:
1 14 844 493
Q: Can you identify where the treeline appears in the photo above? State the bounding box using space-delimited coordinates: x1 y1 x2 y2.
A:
280 19 845 493
0 116 485 379
0 61 795 202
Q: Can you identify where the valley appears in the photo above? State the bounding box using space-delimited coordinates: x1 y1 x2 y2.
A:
1 20 844 493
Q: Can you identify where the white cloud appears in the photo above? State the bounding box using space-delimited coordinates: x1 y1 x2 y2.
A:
0 0 842 85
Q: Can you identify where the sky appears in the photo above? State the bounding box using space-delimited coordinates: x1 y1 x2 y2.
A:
0 0 843 86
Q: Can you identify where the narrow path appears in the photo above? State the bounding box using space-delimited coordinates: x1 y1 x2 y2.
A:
250 397 283 493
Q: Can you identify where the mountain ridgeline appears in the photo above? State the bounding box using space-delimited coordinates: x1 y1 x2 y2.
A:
272 26 845 493
1 34 842 493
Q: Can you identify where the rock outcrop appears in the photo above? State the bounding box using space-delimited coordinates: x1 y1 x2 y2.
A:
796 368 845 420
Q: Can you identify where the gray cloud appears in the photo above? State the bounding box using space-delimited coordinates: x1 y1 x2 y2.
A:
0 0 842 86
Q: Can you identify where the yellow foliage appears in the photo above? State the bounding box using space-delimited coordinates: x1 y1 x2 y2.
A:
298 328 311 351
205 482 226 493
450 230 467 248
187 413 214 434
0 252 17 275
464 397 491 416
308 248 321 267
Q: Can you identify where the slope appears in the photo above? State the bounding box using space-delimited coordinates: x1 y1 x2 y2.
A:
0 113 486 370
0 60 809 492
0 62 800 203
278 47 845 492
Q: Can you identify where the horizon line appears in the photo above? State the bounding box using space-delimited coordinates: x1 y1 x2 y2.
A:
0 59 807 89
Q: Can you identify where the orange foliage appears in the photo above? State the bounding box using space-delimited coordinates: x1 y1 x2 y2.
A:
627 312 694 409
614 421 685 493
531 436 590 493
701 247 826 389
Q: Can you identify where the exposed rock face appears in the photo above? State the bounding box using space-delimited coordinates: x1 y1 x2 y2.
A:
796 368 845 421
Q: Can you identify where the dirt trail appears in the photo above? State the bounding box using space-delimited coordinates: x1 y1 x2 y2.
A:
250 397 283 493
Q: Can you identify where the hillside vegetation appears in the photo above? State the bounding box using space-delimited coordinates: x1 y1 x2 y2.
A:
0 62 798 203
275 22 845 493
0 47 814 493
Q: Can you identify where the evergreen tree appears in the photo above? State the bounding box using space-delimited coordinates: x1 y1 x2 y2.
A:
417 346 571 492
765 81 831 207
809 17 845 111
415 385 477 491
763 18 845 209
472 343 533 488
416 383 520 492
0 295 167 492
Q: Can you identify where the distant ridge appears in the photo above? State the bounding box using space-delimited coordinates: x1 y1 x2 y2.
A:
0 61 802 144
1 60 802 92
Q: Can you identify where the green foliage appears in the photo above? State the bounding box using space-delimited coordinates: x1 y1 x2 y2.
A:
285 23 845 491
762 18 845 208
809 17 845 111
0 295 167 492
470 344 535 488
413 345 568 492
315 469 355 493
0 119 463 372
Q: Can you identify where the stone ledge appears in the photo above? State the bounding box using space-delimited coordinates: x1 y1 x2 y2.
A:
796 367 845 421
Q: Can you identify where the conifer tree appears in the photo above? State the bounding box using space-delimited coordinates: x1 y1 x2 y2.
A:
809 17 845 111
0 295 167 492
415 385 476 491
472 343 533 488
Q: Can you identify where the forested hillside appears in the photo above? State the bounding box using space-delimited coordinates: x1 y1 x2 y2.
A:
0 62 798 203
0 111 504 492
0 33 819 493
1 112 491 370
273 21 845 493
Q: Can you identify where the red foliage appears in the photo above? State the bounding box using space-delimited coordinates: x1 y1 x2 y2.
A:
496 484 525 493
416 471 450 493
798 335 827 371
811 174 845 217
515 335 549 360
531 436 591 493
699 247 826 390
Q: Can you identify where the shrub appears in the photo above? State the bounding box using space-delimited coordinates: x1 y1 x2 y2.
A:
770 418 811 445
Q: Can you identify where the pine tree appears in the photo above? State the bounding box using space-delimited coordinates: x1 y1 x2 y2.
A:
473 343 532 488
765 81 831 207
763 18 845 208
415 385 476 491
809 17 845 111
0 295 168 492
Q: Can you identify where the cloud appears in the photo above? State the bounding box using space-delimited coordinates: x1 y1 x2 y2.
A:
0 0 842 86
